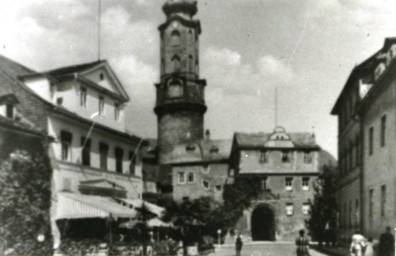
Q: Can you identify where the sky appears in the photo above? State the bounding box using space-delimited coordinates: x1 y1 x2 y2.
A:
0 0 395 158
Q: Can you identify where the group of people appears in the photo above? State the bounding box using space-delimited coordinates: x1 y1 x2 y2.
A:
350 226 395 256
234 226 395 256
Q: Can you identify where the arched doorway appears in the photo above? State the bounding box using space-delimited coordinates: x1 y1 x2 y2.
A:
251 205 275 241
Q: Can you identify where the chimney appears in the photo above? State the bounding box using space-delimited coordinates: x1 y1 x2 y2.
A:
205 129 211 140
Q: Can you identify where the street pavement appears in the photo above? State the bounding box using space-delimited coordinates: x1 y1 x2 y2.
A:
212 242 332 256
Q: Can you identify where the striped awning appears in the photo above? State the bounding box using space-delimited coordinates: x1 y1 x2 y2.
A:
55 192 137 220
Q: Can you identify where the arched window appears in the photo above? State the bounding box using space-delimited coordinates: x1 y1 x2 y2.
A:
188 30 193 44
188 55 194 73
167 79 183 98
171 30 181 47
171 55 181 72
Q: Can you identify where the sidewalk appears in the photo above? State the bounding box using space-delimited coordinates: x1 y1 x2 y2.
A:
310 245 350 256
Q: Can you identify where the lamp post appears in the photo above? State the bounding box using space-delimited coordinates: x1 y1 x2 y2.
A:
217 229 222 246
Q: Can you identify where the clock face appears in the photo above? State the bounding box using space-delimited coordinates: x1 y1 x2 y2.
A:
172 21 179 28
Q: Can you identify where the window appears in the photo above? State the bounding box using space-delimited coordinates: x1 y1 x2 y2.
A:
178 172 185 184
114 103 120 121
187 172 195 183
202 180 210 190
50 83 56 99
381 185 386 217
100 73 104 80
99 96 105 115
188 55 194 73
303 151 312 164
369 189 374 218
115 147 124 173
202 164 210 173
355 137 360 167
369 127 374 155
282 151 291 163
216 185 222 192
302 177 310 191
171 55 181 72
286 203 294 216
167 79 183 98
259 151 268 163
99 143 109 171
81 137 91 166
170 30 181 47
6 104 13 119
80 87 87 107
57 97 63 105
381 115 386 147
285 177 293 191
261 177 268 190
129 151 136 175
302 203 310 215
61 131 72 161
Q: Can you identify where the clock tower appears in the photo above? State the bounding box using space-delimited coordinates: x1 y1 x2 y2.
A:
154 0 207 163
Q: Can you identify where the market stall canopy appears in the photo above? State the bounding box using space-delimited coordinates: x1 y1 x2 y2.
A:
117 198 165 217
55 192 137 220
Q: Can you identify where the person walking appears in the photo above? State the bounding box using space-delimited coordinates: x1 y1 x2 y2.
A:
235 234 243 256
379 226 395 256
295 229 310 256
363 237 374 256
349 230 366 256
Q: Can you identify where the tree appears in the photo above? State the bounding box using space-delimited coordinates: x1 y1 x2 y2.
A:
0 150 53 255
306 165 338 246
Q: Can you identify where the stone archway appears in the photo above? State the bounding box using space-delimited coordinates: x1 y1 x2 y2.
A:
251 204 275 241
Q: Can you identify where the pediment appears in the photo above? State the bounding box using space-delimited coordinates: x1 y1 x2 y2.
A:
79 62 129 102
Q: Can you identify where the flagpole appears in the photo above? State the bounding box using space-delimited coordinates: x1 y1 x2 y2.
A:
97 0 101 61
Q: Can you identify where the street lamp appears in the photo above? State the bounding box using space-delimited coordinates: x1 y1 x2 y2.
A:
217 229 222 246
37 234 45 243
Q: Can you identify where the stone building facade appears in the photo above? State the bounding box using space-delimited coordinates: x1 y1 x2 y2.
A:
332 37 396 238
0 55 146 248
229 127 321 241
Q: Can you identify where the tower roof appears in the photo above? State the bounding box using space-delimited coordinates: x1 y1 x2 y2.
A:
163 0 198 16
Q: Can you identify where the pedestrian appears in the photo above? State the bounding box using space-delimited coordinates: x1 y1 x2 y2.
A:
349 230 366 256
363 237 374 256
379 226 395 256
295 229 310 256
235 234 243 256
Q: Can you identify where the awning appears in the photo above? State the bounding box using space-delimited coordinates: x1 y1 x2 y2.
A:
147 218 172 227
118 198 165 217
55 192 137 220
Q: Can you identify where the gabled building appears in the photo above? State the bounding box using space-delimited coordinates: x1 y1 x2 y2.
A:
229 126 334 241
0 54 147 248
332 37 396 238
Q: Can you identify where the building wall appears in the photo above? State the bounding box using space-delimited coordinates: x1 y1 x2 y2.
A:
239 149 318 174
362 77 396 238
336 178 360 237
48 115 142 177
172 162 228 202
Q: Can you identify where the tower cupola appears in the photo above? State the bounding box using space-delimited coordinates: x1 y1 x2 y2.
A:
163 0 198 17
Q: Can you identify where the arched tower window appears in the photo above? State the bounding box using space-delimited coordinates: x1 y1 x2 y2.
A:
171 30 181 47
171 55 181 72
167 79 183 98
188 30 193 44
188 55 194 73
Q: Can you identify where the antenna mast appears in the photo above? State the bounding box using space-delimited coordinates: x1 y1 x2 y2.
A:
275 86 278 127
97 0 102 61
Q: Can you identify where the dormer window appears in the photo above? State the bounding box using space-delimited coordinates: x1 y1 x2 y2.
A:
210 146 219 154
99 96 105 115
100 73 104 81
6 104 13 119
186 144 196 152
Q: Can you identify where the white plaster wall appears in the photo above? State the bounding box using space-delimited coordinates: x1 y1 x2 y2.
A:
25 77 52 102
